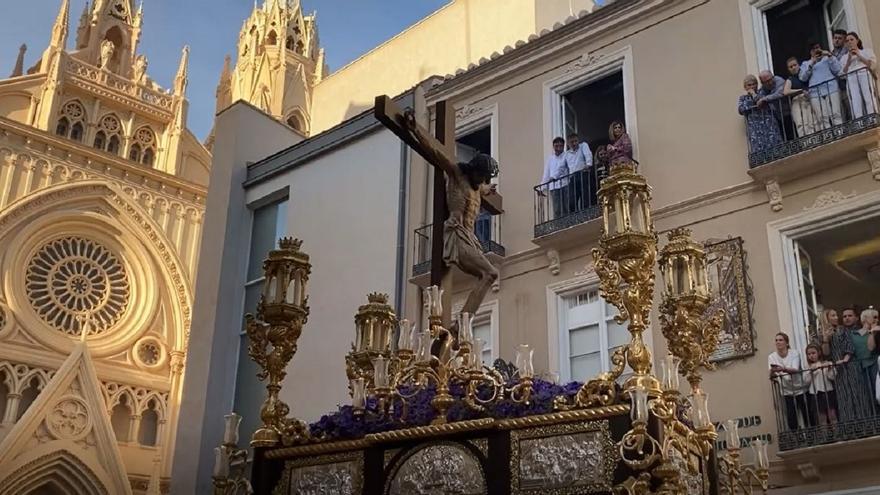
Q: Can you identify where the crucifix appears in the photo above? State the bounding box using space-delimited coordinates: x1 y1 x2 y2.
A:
374 95 503 331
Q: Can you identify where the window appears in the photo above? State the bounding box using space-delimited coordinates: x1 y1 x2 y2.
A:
93 114 122 156
133 126 156 166
457 124 495 246
137 400 159 446
129 143 142 162
267 30 277 45
559 71 625 156
110 396 132 442
560 289 629 382
473 314 494 366
233 198 289 446
55 101 86 142
286 36 295 51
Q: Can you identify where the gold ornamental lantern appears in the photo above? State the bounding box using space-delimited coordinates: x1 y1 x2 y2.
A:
598 160 655 262
346 292 396 395
592 159 660 396
246 237 312 447
658 228 723 392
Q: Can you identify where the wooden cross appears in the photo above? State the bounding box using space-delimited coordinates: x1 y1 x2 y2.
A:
374 95 502 327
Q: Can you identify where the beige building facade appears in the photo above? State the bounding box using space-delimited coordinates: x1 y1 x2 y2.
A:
399 0 880 493
0 0 210 492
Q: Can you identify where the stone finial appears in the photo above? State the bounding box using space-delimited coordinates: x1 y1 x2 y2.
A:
10 44 26 77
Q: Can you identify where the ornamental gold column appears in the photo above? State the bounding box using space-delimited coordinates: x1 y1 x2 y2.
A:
245 237 311 447
593 159 661 396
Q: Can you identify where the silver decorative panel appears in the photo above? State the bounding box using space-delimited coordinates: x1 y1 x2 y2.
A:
387 443 486 495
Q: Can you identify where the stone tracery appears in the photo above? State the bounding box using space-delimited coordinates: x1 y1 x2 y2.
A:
25 236 130 335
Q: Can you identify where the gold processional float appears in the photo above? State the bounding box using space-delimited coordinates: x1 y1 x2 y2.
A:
212 159 770 495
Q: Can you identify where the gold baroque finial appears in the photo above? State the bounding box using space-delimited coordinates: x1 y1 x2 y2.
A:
367 292 389 304
666 227 692 241
278 237 302 251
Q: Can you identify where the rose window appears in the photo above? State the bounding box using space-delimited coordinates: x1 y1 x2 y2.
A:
135 127 155 146
26 237 130 335
138 341 160 365
62 102 84 120
100 115 121 133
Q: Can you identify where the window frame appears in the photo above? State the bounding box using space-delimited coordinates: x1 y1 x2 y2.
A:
547 272 652 382
542 45 638 167
738 0 870 75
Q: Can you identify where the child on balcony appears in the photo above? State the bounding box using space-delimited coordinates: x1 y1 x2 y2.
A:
804 343 838 426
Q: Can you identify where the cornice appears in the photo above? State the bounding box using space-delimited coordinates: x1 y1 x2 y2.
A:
0 116 206 205
425 0 690 103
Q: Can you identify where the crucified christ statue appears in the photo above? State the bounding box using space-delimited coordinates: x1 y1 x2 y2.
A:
374 95 502 329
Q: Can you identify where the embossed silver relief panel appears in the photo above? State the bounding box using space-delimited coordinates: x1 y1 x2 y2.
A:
386 443 487 495
286 460 362 495
518 431 604 491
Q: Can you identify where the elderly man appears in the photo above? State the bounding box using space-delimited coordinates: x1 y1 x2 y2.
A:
800 41 843 129
564 133 593 212
757 70 788 126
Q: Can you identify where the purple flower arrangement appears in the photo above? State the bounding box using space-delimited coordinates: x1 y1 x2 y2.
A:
308 378 586 442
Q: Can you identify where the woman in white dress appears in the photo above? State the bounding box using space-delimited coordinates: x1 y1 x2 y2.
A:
842 31 877 119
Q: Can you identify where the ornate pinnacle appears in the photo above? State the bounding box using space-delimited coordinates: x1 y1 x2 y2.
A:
367 292 389 304
278 237 302 251
666 227 692 241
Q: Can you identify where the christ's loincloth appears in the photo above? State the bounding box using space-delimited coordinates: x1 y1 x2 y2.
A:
442 218 482 268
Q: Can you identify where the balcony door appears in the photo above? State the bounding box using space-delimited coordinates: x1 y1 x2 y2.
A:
793 242 819 343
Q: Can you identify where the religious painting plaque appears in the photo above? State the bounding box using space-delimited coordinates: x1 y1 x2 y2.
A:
704 237 755 362
274 451 363 495
509 420 617 494
385 441 487 495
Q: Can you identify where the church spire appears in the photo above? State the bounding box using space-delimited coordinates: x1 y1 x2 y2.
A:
10 44 27 77
50 0 70 49
174 45 190 96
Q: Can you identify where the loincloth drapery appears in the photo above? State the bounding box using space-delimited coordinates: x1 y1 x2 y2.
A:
442 219 482 267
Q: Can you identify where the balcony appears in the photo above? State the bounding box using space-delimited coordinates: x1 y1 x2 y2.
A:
411 212 504 285
532 168 603 249
743 68 880 183
770 357 880 453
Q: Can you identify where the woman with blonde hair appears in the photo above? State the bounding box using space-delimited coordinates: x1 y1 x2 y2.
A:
605 121 632 166
738 74 782 155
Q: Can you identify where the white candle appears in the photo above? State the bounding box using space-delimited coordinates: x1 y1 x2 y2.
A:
725 419 741 449
630 385 649 423
351 378 366 409
515 344 534 378
213 447 229 478
223 413 241 445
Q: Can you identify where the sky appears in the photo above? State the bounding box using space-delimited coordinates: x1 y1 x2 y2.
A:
0 0 450 140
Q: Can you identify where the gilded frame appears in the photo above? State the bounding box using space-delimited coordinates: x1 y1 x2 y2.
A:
272 450 364 495
383 440 488 495
509 420 617 495
704 237 756 362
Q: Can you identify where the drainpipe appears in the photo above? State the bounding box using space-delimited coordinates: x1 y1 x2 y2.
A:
394 140 410 318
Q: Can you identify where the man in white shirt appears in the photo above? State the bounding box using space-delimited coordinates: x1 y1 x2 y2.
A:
565 133 593 212
540 137 569 220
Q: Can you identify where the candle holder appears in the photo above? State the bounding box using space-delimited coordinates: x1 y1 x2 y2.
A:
245 237 312 447
345 293 396 396
212 413 253 495
717 433 770 494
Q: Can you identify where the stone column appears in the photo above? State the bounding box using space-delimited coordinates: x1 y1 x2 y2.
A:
1 393 21 424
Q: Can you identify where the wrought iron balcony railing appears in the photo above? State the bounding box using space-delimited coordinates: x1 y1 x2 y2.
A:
770 356 880 451
533 166 604 238
743 67 880 168
412 212 504 276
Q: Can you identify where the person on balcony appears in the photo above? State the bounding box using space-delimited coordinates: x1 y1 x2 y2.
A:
606 121 632 166
832 29 850 61
841 32 877 119
822 308 873 421
784 57 816 137
768 332 808 430
803 343 837 426
858 308 879 397
800 41 843 129
564 133 593 212
738 74 782 154
594 145 609 185
540 137 570 220
758 70 787 123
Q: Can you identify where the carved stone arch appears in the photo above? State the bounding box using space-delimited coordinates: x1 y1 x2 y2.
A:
16 368 50 395
136 391 166 419
107 386 136 410
0 362 15 389
285 107 307 133
0 448 109 495
0 181 193 353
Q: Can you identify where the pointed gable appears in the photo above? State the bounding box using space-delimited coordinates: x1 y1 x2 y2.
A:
0 343 133 495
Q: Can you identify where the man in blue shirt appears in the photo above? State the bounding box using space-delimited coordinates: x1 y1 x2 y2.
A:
564 133 593 212
757 70 788 125
800 41 843 129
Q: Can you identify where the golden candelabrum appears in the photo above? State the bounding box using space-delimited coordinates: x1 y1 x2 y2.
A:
347 287 534 426
212 413 253 495
244 237 312 447
718 420 770 494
